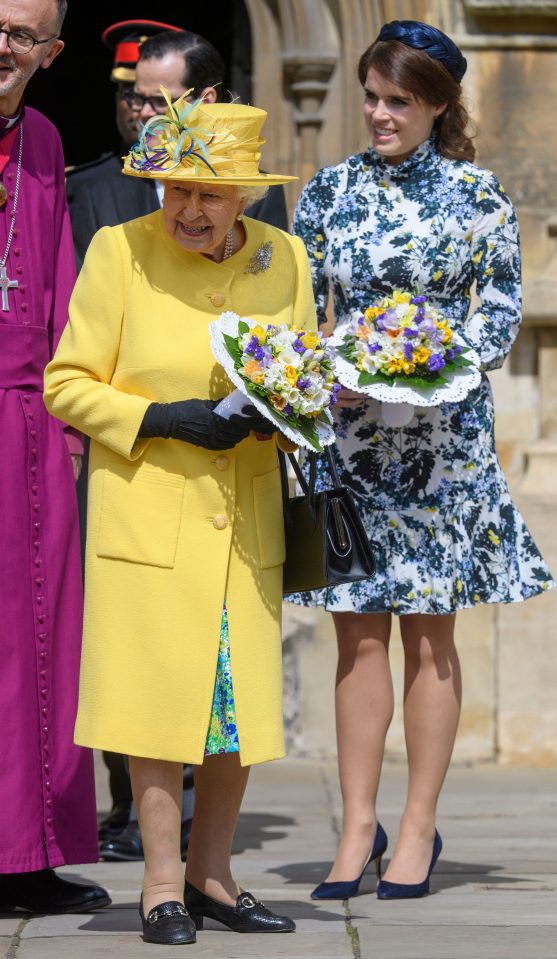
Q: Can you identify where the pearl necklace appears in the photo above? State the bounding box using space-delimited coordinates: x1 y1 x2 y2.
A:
223 228 234 260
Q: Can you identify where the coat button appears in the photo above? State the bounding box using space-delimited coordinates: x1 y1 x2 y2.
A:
212 514 228 530
214 455 229 471
210 292 225 307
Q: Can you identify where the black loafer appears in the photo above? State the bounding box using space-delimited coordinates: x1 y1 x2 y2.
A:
184 880 295 933
101 819 192 862
0 869 111 914
139 897 196 945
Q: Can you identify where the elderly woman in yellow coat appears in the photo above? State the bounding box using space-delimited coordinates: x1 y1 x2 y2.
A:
44 96 315 946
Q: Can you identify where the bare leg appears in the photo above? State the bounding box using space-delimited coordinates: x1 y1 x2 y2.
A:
185 752 250 905
382 612 461 884
326 611 393 882
128 756 184 914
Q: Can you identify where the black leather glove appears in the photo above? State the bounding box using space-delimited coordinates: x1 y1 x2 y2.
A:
229 403 277 436
138 400 251 450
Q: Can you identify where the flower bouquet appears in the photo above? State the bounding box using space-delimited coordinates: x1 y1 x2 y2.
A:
329 291 481 427
209 312 340 451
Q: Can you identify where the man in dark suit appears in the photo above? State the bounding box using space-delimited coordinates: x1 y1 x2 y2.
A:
66 19 183 270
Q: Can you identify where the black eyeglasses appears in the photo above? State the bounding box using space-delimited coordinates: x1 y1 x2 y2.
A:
122 90 172 113
0 27 59 54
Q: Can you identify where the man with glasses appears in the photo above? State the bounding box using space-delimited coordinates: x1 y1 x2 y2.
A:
0 0 109 913
66 19 182 271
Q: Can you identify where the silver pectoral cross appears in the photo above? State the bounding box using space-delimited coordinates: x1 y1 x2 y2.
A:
0 265 18 311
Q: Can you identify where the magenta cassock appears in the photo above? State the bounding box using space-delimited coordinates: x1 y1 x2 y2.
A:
0 107 98 872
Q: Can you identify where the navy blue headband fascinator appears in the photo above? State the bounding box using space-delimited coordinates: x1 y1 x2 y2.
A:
376 20 467 83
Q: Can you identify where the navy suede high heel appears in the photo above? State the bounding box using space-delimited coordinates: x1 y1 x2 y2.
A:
310 822 388 900
376 830 443 899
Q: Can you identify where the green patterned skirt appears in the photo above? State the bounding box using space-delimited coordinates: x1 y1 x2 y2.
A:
204 604 239 756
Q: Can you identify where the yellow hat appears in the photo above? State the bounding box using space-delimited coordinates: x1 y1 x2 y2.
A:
123 90 296 186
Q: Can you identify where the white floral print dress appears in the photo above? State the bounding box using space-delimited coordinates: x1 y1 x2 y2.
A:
289 139 554 615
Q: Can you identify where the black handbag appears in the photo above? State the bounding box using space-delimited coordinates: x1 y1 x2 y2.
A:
279 447 376 595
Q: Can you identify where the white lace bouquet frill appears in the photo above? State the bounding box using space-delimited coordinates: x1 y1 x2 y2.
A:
329 291 481 427
209 312 340 451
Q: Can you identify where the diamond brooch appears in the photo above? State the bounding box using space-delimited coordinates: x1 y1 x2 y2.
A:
244 241 273 274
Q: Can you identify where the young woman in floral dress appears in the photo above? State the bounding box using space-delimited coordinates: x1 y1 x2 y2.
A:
290 20 554 900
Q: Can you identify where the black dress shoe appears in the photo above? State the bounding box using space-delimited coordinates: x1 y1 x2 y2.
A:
184 880 295 933
101 819 192 862
0 869 111 914
98 801 131 842
139 896 196 945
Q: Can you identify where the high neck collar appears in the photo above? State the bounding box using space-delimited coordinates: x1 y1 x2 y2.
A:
363 138 437 181
0 102 25 139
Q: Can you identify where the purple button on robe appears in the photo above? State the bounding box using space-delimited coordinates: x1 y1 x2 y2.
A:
0 107 98 872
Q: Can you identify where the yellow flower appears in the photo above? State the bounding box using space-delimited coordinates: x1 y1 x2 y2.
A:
444 244 453 253
463 174 476 183
414 346 431 364
423 587 431 596
433 270 442 281
405 241 414 250
391 291 412 306
387 357 403 375
251 325 267 344
437 320 453 344
400 359 416 374
479 191 486 199
301 332 319 350
472 251 483 264
284 365 298 386
365 306 383 321
485 267 494 276
372 433 380 442
314 251 324 260
407 590 415 599
456 579 463 593
473 593 480 602
499 213 506 225
316 233 324 242
466 463 476 471
270 393 288 411
388 519 399 528
488 529 500 546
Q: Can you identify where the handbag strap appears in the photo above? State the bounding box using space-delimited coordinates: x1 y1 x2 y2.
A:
323 446 342 490
280 447 341 501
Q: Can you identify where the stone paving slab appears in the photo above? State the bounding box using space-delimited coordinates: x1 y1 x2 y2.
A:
15 931 354 959
356 924 557 959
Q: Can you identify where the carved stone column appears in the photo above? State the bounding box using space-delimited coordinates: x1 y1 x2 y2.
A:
282 57 338 184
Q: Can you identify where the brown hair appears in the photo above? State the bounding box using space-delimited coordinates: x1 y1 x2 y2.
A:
358 39 475 162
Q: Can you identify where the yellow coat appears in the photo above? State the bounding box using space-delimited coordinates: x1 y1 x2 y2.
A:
44 211 316 766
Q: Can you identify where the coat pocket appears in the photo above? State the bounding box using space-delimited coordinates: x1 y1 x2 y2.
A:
97 464 185 568
252 468 286 570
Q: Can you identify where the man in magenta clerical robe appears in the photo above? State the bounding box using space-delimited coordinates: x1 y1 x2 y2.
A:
0 0 109 913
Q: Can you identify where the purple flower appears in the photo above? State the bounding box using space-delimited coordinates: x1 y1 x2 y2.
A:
427 353 446 372
411 295 427 305
297 376 311 389
245 335 260 356
253 346 265 361
403 342 414 362
403 327 418 338
284 403 293 416
368 342 382 353
446 348 455 360
293 338 306 354
357 316 365 325
455 344 463 353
